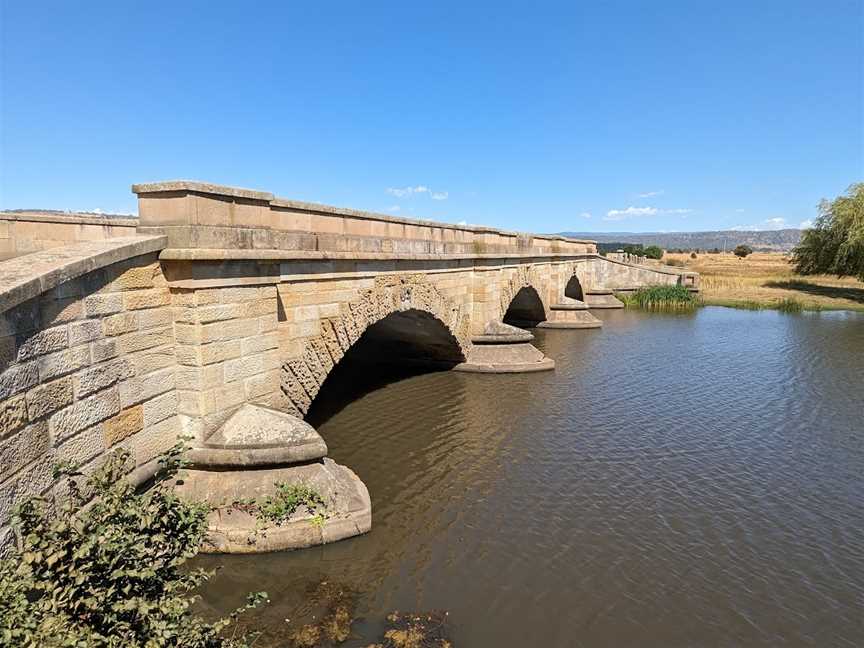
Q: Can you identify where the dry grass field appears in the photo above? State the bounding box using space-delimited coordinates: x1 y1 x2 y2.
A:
662 252 864 312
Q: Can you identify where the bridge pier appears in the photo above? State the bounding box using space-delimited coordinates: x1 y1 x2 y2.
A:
455 321 554 373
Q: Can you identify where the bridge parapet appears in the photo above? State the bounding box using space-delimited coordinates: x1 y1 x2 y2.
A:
133 181 597 259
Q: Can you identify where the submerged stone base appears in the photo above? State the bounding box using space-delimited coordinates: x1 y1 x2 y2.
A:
454 320 555 373
174 459 372 554
584 289 625 309
538 297 603 329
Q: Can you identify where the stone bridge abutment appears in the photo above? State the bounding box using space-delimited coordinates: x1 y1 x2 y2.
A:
0 180 698 553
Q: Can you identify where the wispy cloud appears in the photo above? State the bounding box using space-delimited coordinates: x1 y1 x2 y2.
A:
386 185 429 198
457 220 468 226
580 211 592 219
603 206 693 221
735 208 746 213
731 217 788 231
605 206 658 221
799 219 813 229
637 190 664 198
387 205 401 212
386 184 449 200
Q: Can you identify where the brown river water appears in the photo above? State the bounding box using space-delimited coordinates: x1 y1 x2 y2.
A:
196 307 864 647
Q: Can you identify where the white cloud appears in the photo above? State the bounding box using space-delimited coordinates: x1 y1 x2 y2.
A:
91 208 105 214
637 190 664 198
735 208 746 213
799 219 813 229
732 217 788 231
387 205 401 212
431 191 448 200
604 206 659 221
604 205 695 221
456 220 468 226
580 211 592 219
386 185 429 198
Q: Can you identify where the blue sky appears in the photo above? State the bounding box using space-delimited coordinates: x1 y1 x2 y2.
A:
1 1 861 233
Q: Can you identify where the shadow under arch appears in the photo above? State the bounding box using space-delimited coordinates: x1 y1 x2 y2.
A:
503 286 547 328
305 308 466 427
564 274 584 301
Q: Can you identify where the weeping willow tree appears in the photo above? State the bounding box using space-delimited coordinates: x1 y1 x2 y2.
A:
793 183 864 281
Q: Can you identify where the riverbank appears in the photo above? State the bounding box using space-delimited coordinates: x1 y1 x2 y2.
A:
663 252 864 312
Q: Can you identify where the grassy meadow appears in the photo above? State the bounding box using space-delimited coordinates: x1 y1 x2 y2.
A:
661 252 864 313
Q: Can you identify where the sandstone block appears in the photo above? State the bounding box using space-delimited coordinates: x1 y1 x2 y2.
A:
240 333 278 356
26 376 73 420
85 293 123 317
137 308 172 330
0 421 49 482
68 319 102 346
0 453 55 525
244 369 280 400
75 357 135 398
174 323 202 345
132 415 180 466
118 367 175 408
116 327 172 354
176 364 222 391
0 361 39 400
219 287 260 303
49 387 120 442
200 340 242 365
102 312 139 336
16 326 68 361
0 395 28 440
129 346 175 376
195 303 243 324
90 339 118 363
124 288 171 311
144 391 178 427
56 424 103 469
40 297 84 327
223 354 267 383
102 405 143 447
110 265 157 290
201 318 254 343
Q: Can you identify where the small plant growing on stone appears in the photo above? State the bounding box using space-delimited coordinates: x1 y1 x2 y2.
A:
257 482 327 526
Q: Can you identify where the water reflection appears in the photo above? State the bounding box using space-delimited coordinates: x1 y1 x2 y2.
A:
197 307 864 647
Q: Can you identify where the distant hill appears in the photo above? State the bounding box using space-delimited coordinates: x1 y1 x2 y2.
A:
559 229 802 252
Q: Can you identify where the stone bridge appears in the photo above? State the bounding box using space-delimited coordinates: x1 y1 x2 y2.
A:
0 180 698 553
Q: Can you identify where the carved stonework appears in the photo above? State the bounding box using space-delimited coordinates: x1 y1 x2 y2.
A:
498 264 549 321
281 274 470 415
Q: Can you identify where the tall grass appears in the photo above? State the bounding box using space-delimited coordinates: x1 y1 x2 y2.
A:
616 285 701 311
776 297 803 313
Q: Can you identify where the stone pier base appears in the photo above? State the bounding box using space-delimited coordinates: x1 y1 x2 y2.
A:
538 297 603 329
454 321 554 373
171 404 371 553
584 289 625 309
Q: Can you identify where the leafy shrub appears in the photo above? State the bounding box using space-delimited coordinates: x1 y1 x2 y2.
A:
0 447 266 648
793 182 864 280
643 245 664 260
733 244 753 258
690 252 697 259
616 285 700 311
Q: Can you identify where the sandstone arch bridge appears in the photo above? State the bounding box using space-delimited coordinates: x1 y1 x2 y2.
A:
0 181 698 553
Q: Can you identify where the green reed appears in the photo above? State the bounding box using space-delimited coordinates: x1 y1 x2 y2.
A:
616 285 701 311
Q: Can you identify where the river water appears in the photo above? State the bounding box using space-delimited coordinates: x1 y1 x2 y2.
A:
197 307 864 647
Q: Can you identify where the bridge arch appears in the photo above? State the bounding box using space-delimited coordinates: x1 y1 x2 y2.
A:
281 275 470 418
503 286 547 328
564 273 585 301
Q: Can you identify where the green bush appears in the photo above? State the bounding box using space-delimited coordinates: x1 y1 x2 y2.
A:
643 245 664 260
0 446 266 648
793 182 864 280
616 285 701 311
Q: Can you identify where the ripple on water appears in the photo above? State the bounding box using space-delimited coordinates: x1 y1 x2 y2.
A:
196 307 864 647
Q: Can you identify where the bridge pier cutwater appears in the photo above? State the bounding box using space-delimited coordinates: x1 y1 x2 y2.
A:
0 181 698 554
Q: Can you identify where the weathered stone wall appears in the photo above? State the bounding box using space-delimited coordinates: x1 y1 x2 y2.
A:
0 239 175 552
0 212 138 261
0 181 699 554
